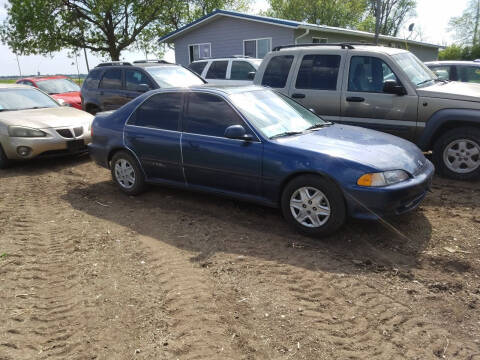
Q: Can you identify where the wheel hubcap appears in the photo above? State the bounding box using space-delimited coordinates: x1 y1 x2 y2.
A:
114 159 136 189
443 139 480 174
290 186 331 228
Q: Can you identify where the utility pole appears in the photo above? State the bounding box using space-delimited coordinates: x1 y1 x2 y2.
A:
374 0 382 45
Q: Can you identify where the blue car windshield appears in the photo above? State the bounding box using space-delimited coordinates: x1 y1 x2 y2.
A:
228 89 326 138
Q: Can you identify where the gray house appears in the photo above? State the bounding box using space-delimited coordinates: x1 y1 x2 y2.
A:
159 9 441 65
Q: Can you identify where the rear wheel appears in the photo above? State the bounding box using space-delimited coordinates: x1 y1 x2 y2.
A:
0 144 10 169
433 127 480 180
87 104 100 115
281 175 346 237
111 151 146 195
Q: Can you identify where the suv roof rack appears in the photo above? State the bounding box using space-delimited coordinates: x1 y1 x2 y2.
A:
96 61 132 67
272 42 376 51
133 59 172 64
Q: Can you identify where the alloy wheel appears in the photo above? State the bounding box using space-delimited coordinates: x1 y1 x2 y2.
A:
443 138 480 174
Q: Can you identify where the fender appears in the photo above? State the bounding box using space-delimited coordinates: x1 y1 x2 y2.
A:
417 108 480 151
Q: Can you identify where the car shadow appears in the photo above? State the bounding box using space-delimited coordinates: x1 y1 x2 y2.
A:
62 180 433 275
0 153 90 178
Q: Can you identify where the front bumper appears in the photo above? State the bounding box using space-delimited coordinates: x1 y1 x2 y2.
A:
1 126 91 160
344 160 435 220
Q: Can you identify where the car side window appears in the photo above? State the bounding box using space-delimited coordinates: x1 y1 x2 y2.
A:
125 70 153 91
348 56 399 93
206 61 228 79
296 54 341 90
84 69 102 89
261 55 294 88
184 92 248 137
99 69 122 90
128 92 182 131
188 61 208 76
459 66 480 83
429 66 451 80
230 61 256 80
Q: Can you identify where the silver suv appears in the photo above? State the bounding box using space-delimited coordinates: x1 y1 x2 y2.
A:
254 43 480 180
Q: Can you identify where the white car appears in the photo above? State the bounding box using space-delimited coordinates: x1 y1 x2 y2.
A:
187 56 262 85
0 84 93 168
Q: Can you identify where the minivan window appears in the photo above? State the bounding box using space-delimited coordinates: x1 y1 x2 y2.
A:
188 61 208 76
261 55 294 88
184 92 245 137
125 70 153 91
230 61 256 80
206 61 228 79
348 56 399 93
128 92 182 131
99 69 122 90
296 55 341 90
84 69 102 89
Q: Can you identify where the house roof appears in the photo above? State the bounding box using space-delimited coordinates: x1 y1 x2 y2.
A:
158 9 441 49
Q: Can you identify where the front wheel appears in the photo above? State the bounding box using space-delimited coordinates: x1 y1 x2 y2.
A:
111 151 146 195
433 127 480 180
281 175 346 237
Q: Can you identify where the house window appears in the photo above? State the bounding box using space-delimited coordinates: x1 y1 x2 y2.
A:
243 38 272 58
312 37 328 44
189 43 211 63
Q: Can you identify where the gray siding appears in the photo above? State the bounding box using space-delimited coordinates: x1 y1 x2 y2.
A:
294 29 438 61
173 17 295 65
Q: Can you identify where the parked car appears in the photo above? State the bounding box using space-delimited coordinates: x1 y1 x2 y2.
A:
0 84 93 168
81 60 205 114
253 43 480 180
188 56 262 85
16 75 82 109
425 61 480 83
89 85 433 236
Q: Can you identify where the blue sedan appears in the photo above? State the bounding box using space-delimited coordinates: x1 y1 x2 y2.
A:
89 85 434 236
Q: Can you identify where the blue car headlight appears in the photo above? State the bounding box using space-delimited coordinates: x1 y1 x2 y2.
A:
8 126 47 137
357 170 410 187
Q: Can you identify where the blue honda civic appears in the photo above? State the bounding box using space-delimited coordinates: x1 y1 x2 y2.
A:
89 85 434 236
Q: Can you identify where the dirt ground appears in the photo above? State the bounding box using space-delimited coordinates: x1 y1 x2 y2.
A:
0 155 479 360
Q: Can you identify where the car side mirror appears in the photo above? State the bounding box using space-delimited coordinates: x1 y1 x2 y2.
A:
224 125 252 140
247 71 256 80
57 98 70 106
383 80 406 95
136 84 150 93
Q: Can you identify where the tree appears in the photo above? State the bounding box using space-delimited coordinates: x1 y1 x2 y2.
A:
449 0 480 46
1 0 250 61
438 44 464 60
264 0 369 29
360 0 417 37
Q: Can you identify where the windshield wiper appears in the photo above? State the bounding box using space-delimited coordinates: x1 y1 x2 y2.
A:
270 131 303 139
305 122 332 131
416 79 434 86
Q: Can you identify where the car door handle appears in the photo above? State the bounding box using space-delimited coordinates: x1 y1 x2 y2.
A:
292 93 306 99
188 141 200 150
129 135 144 140
346 96 365 102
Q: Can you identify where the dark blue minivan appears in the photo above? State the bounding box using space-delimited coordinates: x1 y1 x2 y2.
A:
89 85 434 236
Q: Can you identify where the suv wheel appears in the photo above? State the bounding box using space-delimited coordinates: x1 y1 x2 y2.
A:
433 127 480 180
87 104 100 115
111 151 146 195
281 175 346 237
0 145 10 169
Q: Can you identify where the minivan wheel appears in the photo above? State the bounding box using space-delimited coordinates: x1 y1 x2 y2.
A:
281 175 346 237
0 145 10 169
433 127 480 180
111 151 146 195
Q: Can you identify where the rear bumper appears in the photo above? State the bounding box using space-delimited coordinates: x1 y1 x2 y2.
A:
344 160 435 220
88 143 110 169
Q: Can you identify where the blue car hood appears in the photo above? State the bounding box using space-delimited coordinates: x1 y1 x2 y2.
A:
275 124 426 174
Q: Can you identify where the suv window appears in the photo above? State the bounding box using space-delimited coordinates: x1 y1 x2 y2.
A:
348 56 399 93
128 93 181 130
206 61 228 79
459 66 480 83
125 70 153 91
261 55 294 88
188 61 208 76
296 55 341 90
99 69 122 90
184 92 245 137
230 61 256 80
84 68 102 89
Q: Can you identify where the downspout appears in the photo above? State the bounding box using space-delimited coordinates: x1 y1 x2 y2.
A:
295 27 310 44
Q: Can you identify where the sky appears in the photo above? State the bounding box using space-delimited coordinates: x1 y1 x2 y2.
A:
0 0 470 76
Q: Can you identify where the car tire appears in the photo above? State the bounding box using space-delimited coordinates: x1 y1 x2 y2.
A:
0 144 10 169
433 127 480 180
110 151 146 195
281 175 346 237
87 105 100 115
